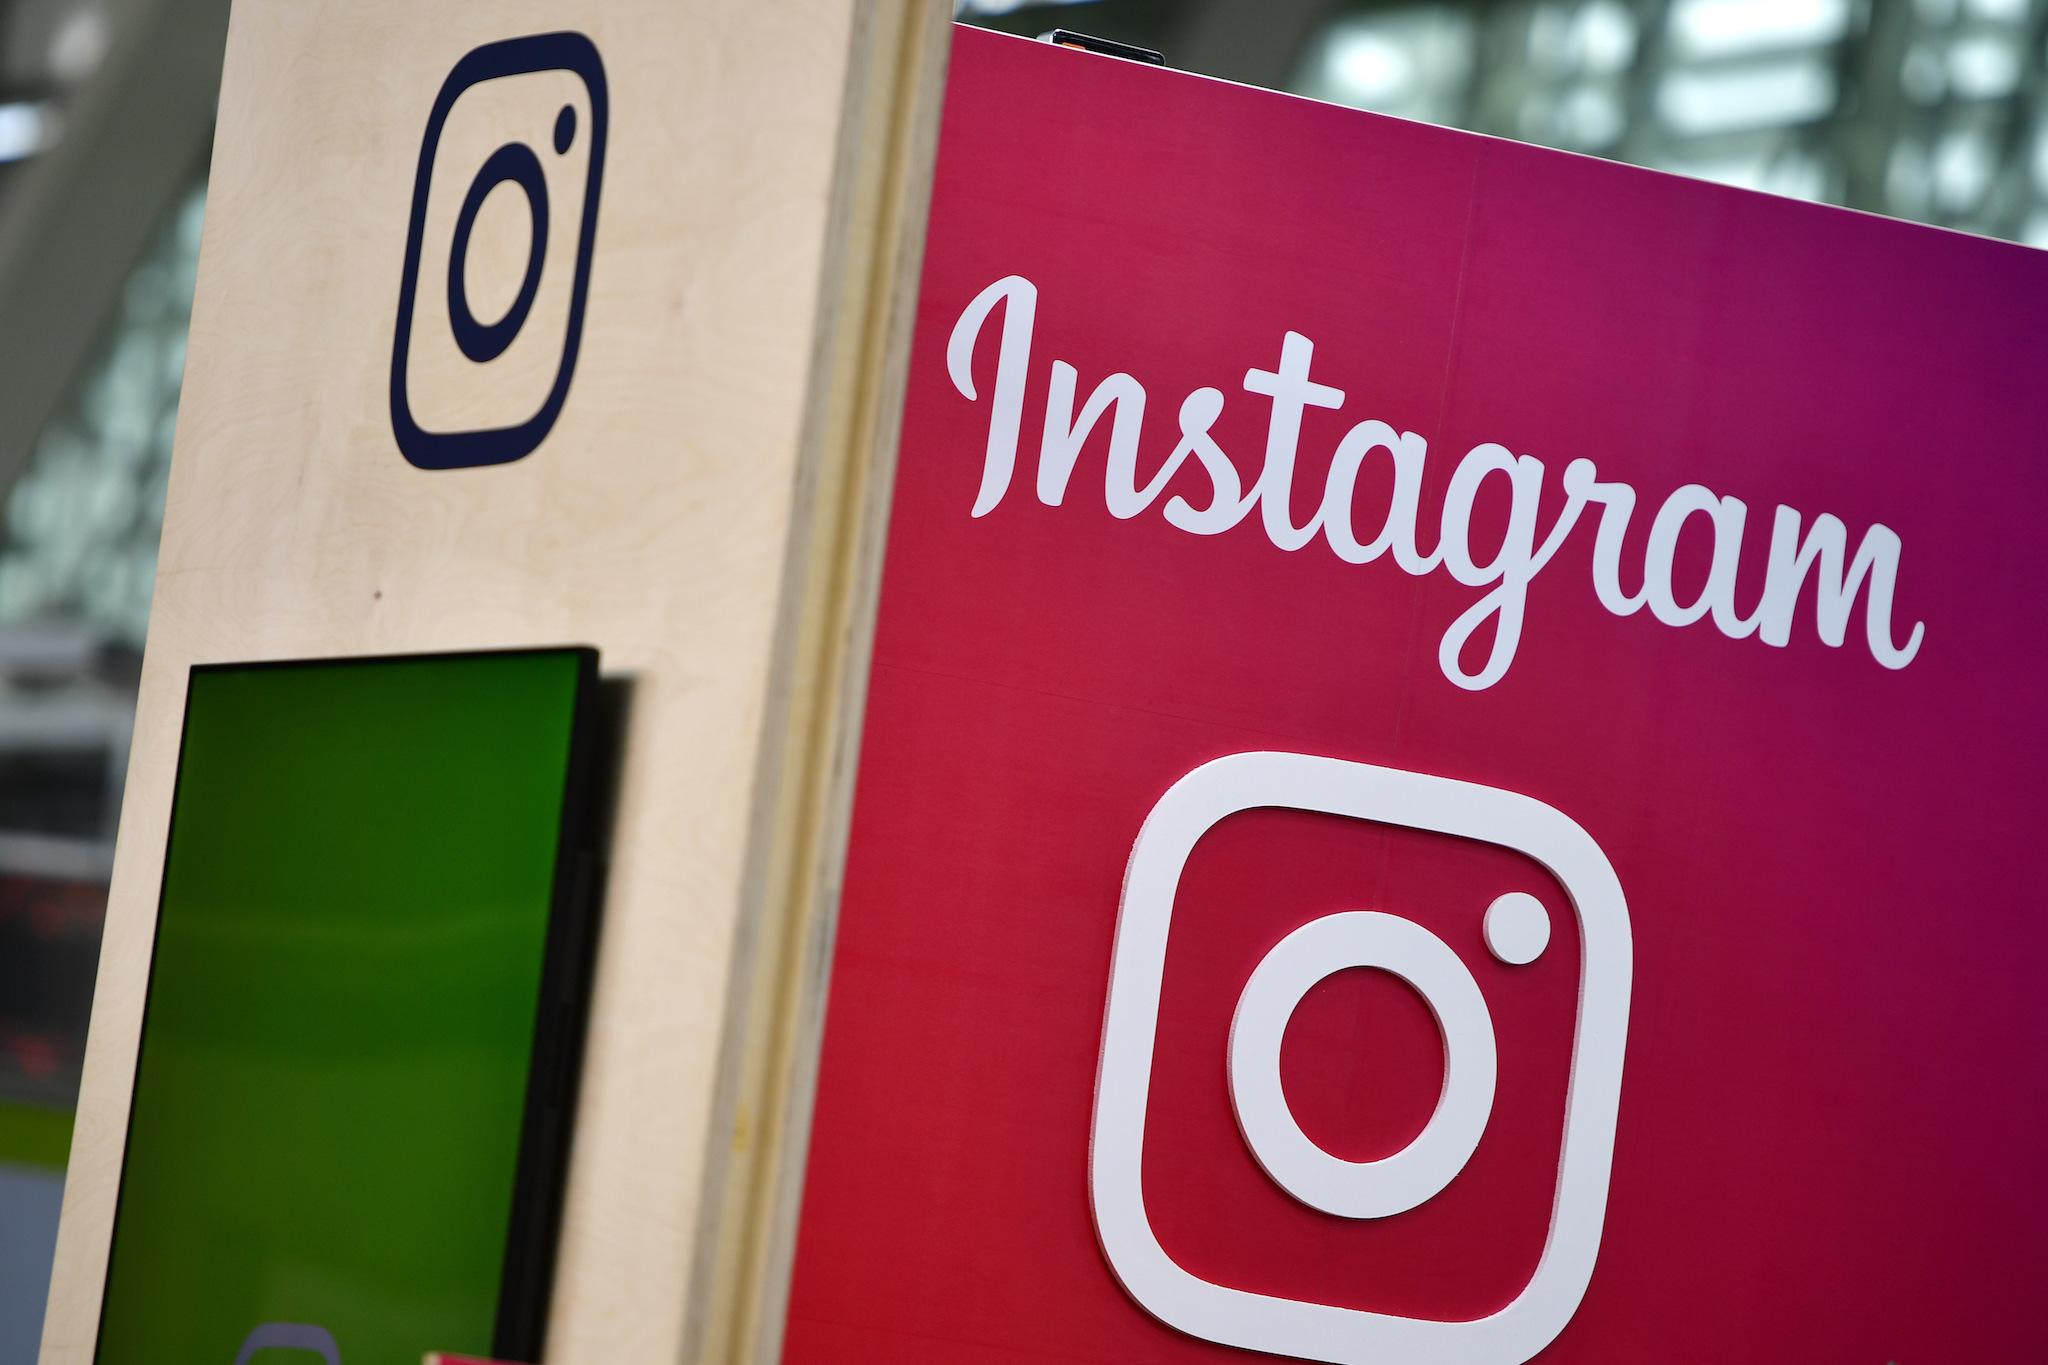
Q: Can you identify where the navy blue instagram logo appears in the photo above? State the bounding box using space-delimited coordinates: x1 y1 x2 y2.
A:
391 32 607 470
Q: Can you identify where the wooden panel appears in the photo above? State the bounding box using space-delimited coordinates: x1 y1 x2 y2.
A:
40 2 948 1361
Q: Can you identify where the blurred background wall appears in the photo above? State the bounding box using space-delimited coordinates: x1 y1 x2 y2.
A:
0 0 2039 1354
0 1 224 1352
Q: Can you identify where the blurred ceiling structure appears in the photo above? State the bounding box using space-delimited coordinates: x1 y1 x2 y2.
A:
0 0 225 642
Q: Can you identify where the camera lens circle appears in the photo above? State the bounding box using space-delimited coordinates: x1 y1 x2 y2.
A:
447 141 549 364
1228 910 1497 1220
1485 892 1551 966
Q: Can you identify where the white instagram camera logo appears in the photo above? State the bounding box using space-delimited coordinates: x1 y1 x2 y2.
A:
1091 752 1632 1365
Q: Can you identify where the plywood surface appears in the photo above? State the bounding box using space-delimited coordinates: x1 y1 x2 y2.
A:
41 2 948 1361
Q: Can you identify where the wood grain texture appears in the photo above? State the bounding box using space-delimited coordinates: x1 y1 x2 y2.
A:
680 9 951 1361
39 3 948 1362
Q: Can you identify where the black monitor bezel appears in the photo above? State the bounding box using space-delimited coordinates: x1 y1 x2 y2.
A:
94 645 604 1364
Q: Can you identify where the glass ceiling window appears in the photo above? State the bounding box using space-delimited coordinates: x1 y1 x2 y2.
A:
1294 0 2048 245
0 183 203 646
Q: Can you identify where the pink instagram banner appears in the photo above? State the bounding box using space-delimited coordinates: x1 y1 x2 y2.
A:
783 24 2048 1365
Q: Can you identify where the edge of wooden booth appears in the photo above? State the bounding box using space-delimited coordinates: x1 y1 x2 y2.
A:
39 3 952 1362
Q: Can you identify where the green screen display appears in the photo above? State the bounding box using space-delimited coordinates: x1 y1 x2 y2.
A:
97 650 594 1365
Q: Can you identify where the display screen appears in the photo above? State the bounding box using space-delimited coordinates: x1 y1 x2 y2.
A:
97 649 597 1365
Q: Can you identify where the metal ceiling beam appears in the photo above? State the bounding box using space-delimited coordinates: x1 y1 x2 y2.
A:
0 0 228 495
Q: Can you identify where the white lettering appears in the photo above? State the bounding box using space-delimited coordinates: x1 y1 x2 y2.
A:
1435 446 1589 690
947 275 1037 518
1038 362 1149 516
1320 421 1442 573
1755 509 1924 668
1642 485 1760 636
946 275 1926 688
1160 388 1250 535
1243 332 1346 552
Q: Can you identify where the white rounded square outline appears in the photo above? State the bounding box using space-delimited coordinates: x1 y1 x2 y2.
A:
1089 751 1632 1365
